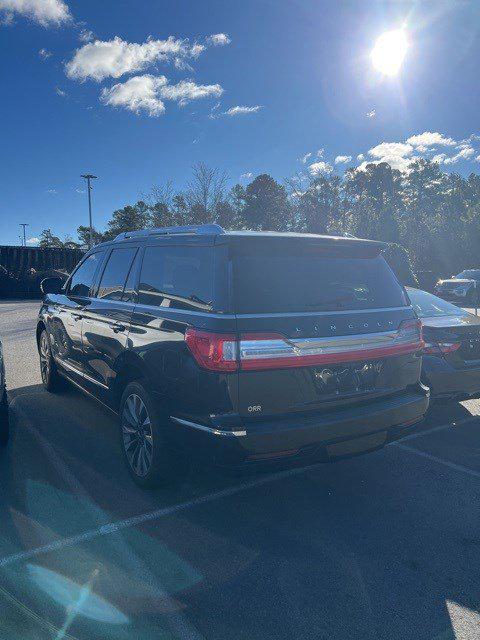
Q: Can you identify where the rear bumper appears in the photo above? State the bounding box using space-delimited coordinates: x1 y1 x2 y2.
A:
168 384 430 468
423 355 480 400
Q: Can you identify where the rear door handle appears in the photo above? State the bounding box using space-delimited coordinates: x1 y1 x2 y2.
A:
112 324 126 333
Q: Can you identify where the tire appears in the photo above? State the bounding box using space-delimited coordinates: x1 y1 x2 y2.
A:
39 329 63 392
0 387 9 447
119 381 177 488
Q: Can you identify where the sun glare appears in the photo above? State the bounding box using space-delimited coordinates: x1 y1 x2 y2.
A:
371 29 408 76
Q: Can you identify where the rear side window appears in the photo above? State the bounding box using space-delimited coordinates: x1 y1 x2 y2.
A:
138 245 214 309
232 244 408 313
96 248 137 301
68 252 103 297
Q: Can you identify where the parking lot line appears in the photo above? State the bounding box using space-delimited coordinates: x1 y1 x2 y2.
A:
389 415 477 443
395 442 480 479
3 406 478 571
0 459 326 568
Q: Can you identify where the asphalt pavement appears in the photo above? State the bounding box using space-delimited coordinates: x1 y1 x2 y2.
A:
1 300 480 639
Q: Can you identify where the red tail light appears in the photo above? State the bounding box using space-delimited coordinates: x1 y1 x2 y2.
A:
185 319 424 372
423 341 461 355
185 329 238 371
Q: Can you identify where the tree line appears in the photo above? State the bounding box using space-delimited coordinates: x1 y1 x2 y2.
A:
38 159 480 286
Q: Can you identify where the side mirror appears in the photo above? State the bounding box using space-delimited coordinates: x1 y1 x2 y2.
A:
40 277 64 295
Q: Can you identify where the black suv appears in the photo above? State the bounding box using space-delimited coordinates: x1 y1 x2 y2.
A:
38 225 429 487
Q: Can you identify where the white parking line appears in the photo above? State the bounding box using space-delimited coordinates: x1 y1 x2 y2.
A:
0 460 324 568
395 443 480 480
3 406 479 571
389 415 477 443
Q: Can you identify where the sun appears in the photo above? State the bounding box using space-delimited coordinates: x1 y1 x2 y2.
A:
370 29 408 76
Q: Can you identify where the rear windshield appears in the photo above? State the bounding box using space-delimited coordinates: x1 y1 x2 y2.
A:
232 245 408 313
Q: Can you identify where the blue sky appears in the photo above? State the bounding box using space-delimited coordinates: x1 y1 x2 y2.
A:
1 0 480 245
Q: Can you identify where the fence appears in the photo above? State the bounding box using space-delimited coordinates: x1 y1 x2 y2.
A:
0 245 84 298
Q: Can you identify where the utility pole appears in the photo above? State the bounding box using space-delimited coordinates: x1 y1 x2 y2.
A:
19 223 29 247
80 174 98 249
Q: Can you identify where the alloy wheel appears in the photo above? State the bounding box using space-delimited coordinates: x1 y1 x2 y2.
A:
39 333 51 384
121 393 153 477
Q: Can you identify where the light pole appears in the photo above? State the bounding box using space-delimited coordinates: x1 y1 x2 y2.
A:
19 223 29 247
80 174 98 249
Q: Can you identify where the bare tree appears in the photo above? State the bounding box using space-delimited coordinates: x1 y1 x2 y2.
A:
185 162 229 221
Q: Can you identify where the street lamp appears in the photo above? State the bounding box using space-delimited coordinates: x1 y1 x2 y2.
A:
80 174 98 249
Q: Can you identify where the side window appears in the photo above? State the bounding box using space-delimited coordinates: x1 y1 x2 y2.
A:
68 253 104 298
96 248 137 301
138 245 214 309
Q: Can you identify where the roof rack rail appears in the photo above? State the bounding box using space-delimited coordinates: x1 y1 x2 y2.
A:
114 223 225 242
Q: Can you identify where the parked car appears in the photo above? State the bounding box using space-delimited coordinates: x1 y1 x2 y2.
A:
434 269 480 305
407 286 480 401
38 225 428 487
0 339 9 446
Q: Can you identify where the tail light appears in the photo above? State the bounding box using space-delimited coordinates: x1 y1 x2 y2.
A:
185 319 424 372
184 329 237 371
423 341 461 355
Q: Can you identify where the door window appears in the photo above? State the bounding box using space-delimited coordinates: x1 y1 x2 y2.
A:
68 252 104 298
96 248 137 301
138 245 214 309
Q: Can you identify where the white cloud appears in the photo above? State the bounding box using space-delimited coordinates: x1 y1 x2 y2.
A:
39 47 52 60
367 141 415 170
101 74 223 117
190 43 205 58
46 188 57 194
27 237 39 245
308 161 333 176
317 148 325 158
406 131 456 152
354 130 480 172
476 155 480 163
224 105 263 116
443 146 475 164
79 28 94 43
366 109 376 118
160 79 223 106
207 33 231 46
240 172 253 180
335 155 352 164
74 187 85 194
0 0 71 26
55 86 66 97
66 36 201 82
299 152 312 164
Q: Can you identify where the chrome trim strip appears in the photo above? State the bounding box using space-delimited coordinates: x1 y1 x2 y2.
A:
54 357 82 376
170 416 246 437
239 328 419 361
55 357 109 389
237 306 411 319
134 305 411 319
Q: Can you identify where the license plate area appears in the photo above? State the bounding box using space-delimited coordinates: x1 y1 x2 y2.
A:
311 360 387 399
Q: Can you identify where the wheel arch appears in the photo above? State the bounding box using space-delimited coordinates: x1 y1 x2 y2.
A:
112 351 153 410
36 321 47 347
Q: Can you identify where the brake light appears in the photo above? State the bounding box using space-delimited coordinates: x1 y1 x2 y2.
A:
185 319 424 372
185 329 237 371
423 341 461 355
